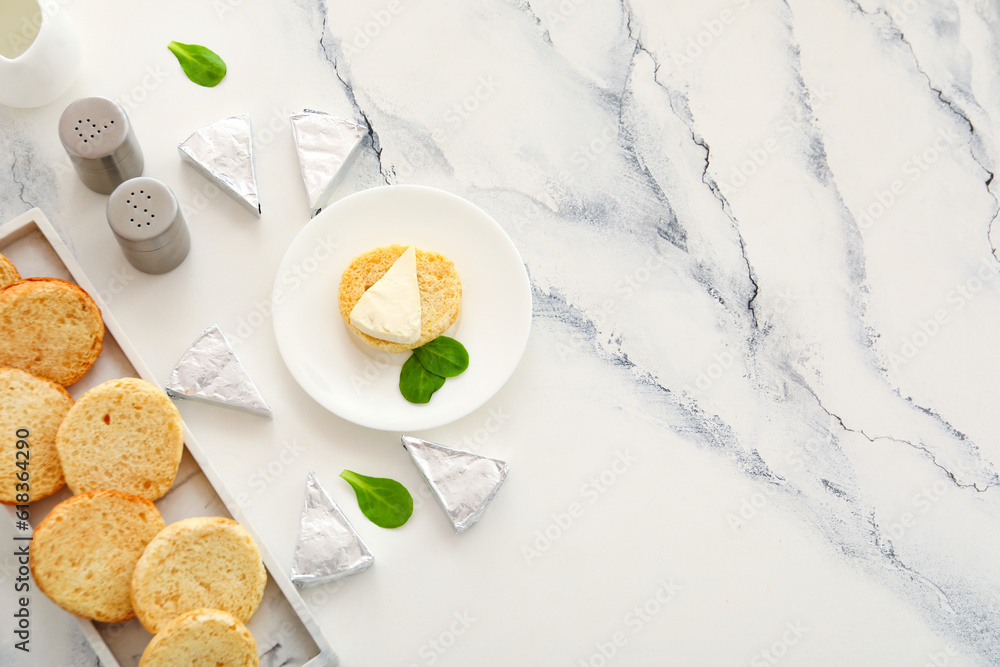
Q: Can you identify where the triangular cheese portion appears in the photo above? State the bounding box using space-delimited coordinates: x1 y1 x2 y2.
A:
289 110 367 213
291 471 373 585
178 114 261 217
349 246 421 344
401 435 509 533
164 324 272 418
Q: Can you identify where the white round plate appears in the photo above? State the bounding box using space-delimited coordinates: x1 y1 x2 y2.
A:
273 185 532 431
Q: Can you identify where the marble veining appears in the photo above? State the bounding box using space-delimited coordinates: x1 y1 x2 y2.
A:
1 0 999 664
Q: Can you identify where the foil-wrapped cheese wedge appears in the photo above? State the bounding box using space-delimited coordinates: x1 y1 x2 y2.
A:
289 110 367 214
291 471 374 585
401 435 509 533
164 324 272 418
178 114 261 217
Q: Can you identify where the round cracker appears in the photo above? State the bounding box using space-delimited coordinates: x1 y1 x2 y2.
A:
338 244 461 353
139 608 259 667
0 277 103 385
0 253 20 288
0 367 73 504
30 490 165 622
56 377 183 500
131 517 267 634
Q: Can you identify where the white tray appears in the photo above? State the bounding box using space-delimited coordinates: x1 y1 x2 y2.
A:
0 208 337 667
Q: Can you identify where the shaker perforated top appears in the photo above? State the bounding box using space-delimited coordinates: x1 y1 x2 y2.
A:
106 177 180 250
58 96 143 194
106 177 190 274
58 97 133 164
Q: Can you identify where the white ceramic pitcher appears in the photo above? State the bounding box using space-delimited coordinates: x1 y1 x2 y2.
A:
0 0 81 108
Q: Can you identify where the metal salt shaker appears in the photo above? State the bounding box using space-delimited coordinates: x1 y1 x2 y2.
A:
58 96 143 194
106 177 190 274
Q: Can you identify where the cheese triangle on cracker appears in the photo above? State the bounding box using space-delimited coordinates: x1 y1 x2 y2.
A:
349 245 421 345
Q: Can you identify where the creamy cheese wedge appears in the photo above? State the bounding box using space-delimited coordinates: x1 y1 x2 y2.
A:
349 246 421 344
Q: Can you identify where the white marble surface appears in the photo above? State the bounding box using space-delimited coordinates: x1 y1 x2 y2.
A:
2 0 999 664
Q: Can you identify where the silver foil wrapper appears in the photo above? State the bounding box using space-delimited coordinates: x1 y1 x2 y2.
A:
291 471 374 585
165 324 273 418
178 114 261 217
289 110 367 214
401 435 509 533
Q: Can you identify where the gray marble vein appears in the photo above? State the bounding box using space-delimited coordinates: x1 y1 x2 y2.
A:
4 0 1000 664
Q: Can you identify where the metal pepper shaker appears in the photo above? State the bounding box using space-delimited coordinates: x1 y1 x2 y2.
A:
106 177 190 274
58 96 143 194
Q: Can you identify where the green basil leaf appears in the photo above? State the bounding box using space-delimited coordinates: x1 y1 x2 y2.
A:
168 41 227 87
399 354 445 403
412 336 469 378
340 470 413 528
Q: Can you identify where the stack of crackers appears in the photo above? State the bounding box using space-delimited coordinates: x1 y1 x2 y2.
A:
0 253 264 666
